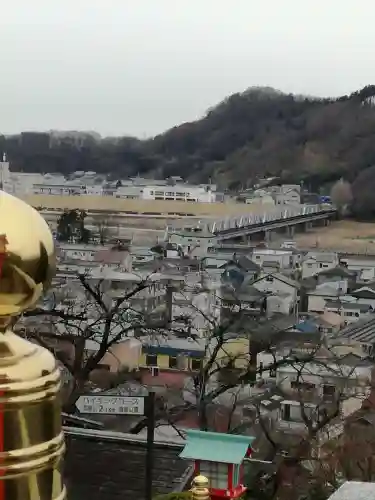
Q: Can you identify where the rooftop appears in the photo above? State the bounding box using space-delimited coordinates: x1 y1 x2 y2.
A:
334 314 375 344
325 301 372 312
318 266 357 278
64 427 191 500
328 481 375 500
179 429 254 464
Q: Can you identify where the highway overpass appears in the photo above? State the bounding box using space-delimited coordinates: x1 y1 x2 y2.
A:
207 204 337 242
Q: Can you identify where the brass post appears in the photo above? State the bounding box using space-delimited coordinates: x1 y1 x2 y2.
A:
0 190 66 499
191 475 210 500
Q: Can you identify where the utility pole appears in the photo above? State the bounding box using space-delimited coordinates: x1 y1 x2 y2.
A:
145 391 156 500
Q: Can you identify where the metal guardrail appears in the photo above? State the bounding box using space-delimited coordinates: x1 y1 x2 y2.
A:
208 204 336 234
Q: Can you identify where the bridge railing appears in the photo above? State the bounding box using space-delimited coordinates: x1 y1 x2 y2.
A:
208 204 334 234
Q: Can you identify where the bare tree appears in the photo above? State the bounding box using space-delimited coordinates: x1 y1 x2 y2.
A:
126 291 373 500
330 179 353 215
20 273 154 412
242 340 373 500
20 269 373 500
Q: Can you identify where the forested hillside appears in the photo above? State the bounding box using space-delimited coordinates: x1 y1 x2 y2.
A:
2 85 375 194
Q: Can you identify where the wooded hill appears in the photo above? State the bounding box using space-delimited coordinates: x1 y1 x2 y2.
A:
3 85 375 193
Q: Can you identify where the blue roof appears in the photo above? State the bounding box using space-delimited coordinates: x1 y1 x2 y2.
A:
295 320 319 333
143 345 204 358
179 430 255 464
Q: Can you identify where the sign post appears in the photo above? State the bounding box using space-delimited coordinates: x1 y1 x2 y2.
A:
145 391 155 500
76 392 155 500
76 395 145 415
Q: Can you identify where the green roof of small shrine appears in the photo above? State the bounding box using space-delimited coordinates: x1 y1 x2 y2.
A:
179 430 255 464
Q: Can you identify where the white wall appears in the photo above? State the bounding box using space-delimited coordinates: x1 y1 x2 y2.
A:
308 294 328 313
252 249 294 269
253 275 297 300
302 258 337 279
142 185 216 202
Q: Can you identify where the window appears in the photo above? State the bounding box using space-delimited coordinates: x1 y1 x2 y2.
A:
199 462 227 489
281 403 314 422
146 354 157 366
265 276 274 282
169 356 178 369
191 358 202 371
323 384 335 396
282 403 291 421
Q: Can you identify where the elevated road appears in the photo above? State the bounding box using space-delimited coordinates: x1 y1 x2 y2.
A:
207 204 337 241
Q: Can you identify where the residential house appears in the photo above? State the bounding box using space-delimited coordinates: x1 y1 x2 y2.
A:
168 228 217 256
272 184 301 205
340 254 375 282
57 242 108 262
275 350 373 434
220 284 267 318
324 300 373 324
302 252 339 279
201 255 232 271
351 284 375 308
306 283 346 314
316 266 357 291
333 314 375 358
94 247 133 272
220 255 261 281
131 247 156 268
252 273 300 315
314 311 343 334
251 248 300 270
99 338 143 373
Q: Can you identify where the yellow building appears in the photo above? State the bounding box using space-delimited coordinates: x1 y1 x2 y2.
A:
215 335 250 370
140 338 206 371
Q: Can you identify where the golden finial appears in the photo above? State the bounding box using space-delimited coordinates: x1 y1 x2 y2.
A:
0 190 66 499
191 475 210 500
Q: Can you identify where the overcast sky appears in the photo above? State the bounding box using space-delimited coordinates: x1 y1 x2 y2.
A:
0 0 374 138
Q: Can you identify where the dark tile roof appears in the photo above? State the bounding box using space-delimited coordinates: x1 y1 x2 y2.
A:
334 314 375 343
221 285 266 302
317 266 357 279
325 300 372 312
237 256 261 272
64 429 191 500
219 256 260 273
351 287 375 299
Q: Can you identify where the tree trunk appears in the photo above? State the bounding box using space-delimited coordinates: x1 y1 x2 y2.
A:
62 379 86 414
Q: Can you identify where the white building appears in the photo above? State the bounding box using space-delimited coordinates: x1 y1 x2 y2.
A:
340 255 375 282
302 252 339 279
251 248 300 270
272 184 301 205
142 184 216 203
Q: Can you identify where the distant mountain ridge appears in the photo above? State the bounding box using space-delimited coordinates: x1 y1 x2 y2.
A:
2 85 375 191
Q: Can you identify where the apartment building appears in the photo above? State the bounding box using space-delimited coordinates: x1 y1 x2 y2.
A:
142 184 216 203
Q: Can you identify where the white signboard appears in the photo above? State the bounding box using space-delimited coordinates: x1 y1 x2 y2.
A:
76 395 145 415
